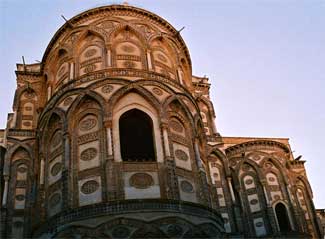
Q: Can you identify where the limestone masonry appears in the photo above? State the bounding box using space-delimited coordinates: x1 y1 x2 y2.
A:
0 4 323 239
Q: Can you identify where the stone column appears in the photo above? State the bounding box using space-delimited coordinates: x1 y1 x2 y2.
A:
62 132 71 209
147 50 153 70
261 181 278 234
2 176 9 207
69 62 74 80
177 68 184 85
105 121 113 157
227 177 236 203
106 47 112 67
161 122 170 158
40 157 45 185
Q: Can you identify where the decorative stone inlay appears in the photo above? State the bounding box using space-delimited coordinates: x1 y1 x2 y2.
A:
63 97 73 106
79 117 97 131
255 222 263 227
15 194 25 201
23 121 31 127
25 106 33 111
217 194 223 199
167 224 183 236
58 65 66 76
101 21 114 29
49 193 61 207
245 179 254 185
84 64 97 73
17 167 27 173
13 221 23 228
123 60 136 68
112 226 130 238
160 68 169 76
25 91 35 99
81 180 99 194
121 44 135 53
268 177 276 182
101 84 114 93
157 53 168 63
51 162 62 176
129 173 154 189
242 164 251 171
51 131 62 148
80 148 97 161
170 120 184 133
175 149 188 161
180 180 194 193
84 49 97 58
250 199 258 205
152 87 163 96
213 173 219 178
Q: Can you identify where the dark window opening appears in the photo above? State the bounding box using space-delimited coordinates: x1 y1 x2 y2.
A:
119 109 155 162
275 203 292 233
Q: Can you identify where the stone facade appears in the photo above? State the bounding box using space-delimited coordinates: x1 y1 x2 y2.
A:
0 4 323 239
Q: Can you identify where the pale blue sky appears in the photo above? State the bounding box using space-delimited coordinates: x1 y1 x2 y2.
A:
0 0 324 208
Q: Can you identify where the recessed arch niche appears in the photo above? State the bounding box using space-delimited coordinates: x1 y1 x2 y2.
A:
112 92 163 162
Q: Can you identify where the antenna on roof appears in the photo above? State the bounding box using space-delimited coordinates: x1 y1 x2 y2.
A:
61 15 73 28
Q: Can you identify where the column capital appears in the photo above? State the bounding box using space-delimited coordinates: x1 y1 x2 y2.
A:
104 120 112 128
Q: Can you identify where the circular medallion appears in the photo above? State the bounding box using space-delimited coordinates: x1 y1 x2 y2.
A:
101 84 114 94
123 61 135 68
245 179 253 185
217 194 223 199
23 121 31 127
51 162 62 176
63 97 73 106
264 163 273 169
167 224 183 237
175 149 188 161
49 193 61 207
157 53 168 63
121 44 135 53
242 164 251 171
17 167 27 173
84 64 96 73
251 154 261 161
250 199 258 205
14 221 23 228
274 195 281 201
180 180 193 193
255 222 263 227
152 87 163 96
25 106 32 111
15 194 25 201
213 173 219 178
268 177 276 182
169 120 184 133
80 148 97 161
79 117 97 131
81 180 99 194
84 49 97 58
129 173 154 189
223 218 229 223
112 226 130 239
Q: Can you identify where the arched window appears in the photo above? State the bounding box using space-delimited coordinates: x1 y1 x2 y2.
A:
119 109 155 161
275 203 291 233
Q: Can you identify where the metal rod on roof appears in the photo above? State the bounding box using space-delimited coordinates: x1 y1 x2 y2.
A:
22 56 26 72
61 15 73 28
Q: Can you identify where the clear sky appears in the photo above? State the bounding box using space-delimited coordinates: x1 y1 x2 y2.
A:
0 0 324 208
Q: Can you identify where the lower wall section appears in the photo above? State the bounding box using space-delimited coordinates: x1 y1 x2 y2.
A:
33 199 225 239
